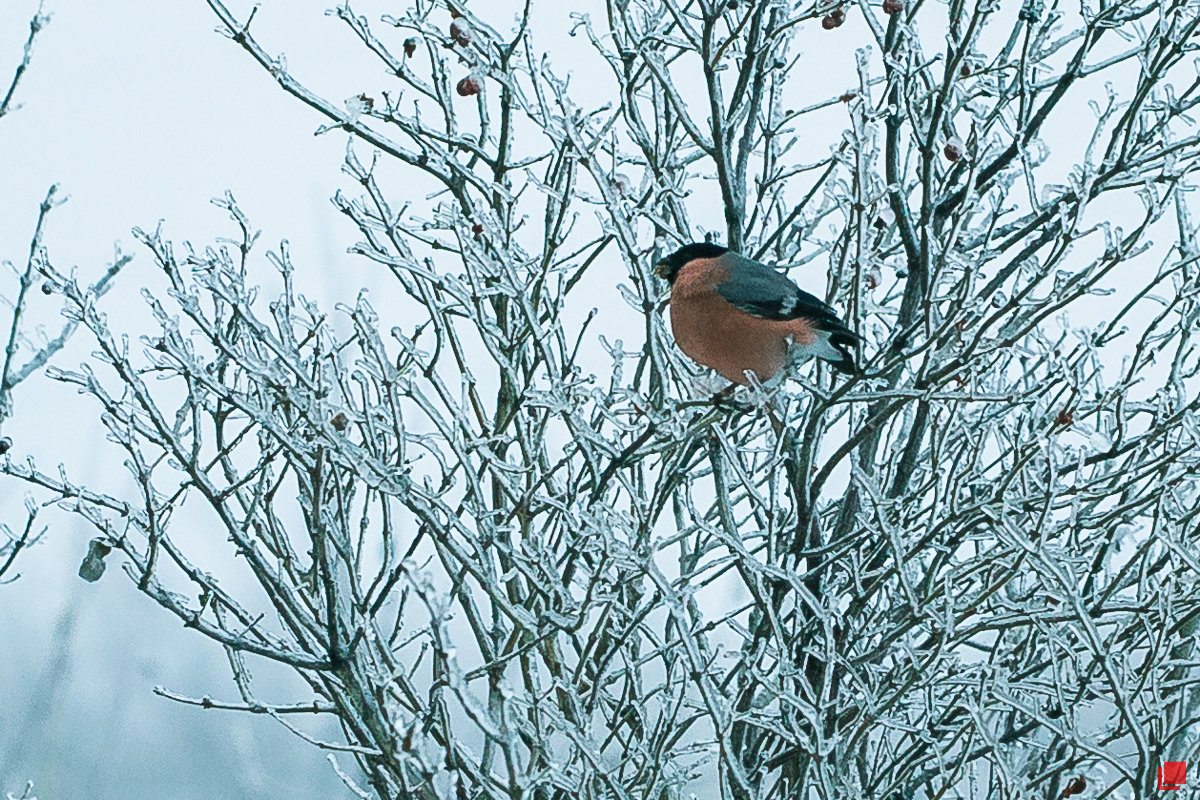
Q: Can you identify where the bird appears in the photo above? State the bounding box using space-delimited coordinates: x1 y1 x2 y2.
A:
656 242 861 386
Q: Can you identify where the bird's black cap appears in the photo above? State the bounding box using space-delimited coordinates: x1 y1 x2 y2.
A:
655 242 729 283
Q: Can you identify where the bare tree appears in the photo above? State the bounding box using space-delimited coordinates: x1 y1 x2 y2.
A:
0 5 54 588
0 5 50 587
0 5 131 587
5 0 1200 797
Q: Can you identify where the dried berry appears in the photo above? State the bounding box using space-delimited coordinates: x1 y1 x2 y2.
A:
450 19 471 46
471 222 484 236
78 537 111 582
40 281 52 295
865 266 882 291
839 91 857 103
331 412 349 432
456 76 481 96
726 0 739 8
944 136 965 162
960 61 972 78
449 7 462 18
821 9 845 29
1055 408 1074 429
0 436 10 455
882 0 903 13
404 37 418 58
1061 776 1086 797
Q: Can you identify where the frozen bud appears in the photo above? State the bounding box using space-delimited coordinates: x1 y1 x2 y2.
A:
944 135 965 162
821 9 845 29
882 0 903 13
450 19 471 46
41 281 53 295
78 538 112 583
344 93 374 122
0 436 10 455
404 37 419 57
456 76 481 96
331 412 349 432
1018 0 1043 23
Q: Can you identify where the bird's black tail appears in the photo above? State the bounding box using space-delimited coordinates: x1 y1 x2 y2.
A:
824 327 862 377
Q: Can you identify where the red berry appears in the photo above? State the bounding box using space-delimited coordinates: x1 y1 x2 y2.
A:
944 136 964 162
456 76 481 96
821 9 845 29
450 20 471 46
882 0 902 13
404 37 418 57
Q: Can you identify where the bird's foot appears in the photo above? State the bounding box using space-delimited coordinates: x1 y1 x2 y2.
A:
711 383 739 404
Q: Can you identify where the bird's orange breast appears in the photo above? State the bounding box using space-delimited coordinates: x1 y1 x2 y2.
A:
668 258 816 385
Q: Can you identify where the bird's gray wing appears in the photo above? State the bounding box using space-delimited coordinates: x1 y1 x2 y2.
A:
714 252 851 332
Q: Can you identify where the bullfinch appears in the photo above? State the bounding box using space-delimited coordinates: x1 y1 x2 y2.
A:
656 243 861 385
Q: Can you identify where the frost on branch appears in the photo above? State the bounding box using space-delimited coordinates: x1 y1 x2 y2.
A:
0 5 129 585
5 1 1200 798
